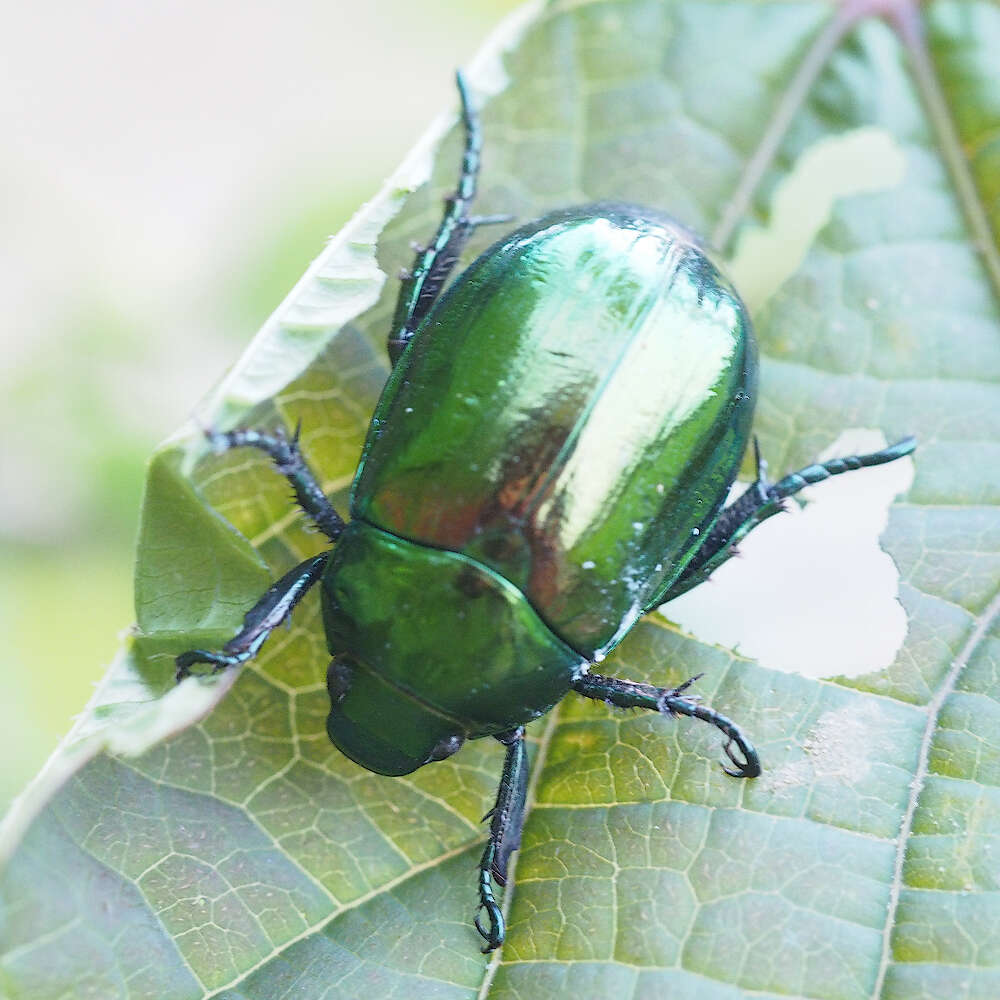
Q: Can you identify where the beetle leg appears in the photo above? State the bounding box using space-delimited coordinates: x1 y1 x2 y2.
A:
466 213 515 229
204 424 347 541
387 71 485 365
657 435 917 603
475 727 528 953
572 672 761 779
175 552 328 681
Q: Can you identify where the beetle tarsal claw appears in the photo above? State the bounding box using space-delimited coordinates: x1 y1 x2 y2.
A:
205 428 230 453
475 898 505 953
721 735 761 780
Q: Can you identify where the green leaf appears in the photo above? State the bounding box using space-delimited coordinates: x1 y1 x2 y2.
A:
3 1 999 997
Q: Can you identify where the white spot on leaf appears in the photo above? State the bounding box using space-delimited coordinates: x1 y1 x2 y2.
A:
726 127 907 314
763 701 893 792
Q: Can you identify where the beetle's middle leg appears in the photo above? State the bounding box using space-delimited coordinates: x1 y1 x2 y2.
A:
572 672 761 779
656 435 917 603
476 727 529 953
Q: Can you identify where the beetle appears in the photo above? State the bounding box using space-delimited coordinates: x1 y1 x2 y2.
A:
176 72 916 952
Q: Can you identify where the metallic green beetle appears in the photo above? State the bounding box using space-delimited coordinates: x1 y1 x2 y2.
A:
177 73 915 952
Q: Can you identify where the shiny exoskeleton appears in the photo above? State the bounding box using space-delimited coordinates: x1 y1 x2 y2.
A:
177 73 916 953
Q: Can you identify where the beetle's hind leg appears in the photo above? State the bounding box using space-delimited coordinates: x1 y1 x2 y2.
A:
176 552 328 681
573 672 761 779
476 727 529 952
204 425 347 542
658 435 917 602
387 72 511 365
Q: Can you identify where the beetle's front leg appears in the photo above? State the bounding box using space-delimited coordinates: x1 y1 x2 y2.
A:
176 552 328 681
476 727 529 952
573 672 761 779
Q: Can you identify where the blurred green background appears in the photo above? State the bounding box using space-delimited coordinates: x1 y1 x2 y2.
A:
0 0 523 810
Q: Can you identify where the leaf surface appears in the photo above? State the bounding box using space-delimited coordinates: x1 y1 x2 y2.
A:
3 2 999 998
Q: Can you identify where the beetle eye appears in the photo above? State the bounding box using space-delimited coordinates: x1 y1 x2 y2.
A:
326 656 354 702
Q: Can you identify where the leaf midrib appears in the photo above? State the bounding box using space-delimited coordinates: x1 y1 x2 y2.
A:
711 4 851 252
906 10 1000 305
